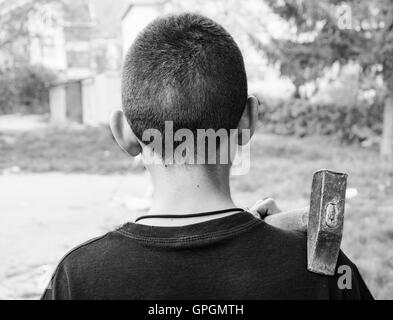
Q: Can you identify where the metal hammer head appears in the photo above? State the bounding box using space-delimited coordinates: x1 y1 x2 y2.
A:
307 170 347 276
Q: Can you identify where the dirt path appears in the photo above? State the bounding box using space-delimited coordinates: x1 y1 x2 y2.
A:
0 173 150 300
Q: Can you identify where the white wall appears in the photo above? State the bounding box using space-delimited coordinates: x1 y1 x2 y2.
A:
49 85 67 124
82 72 121 126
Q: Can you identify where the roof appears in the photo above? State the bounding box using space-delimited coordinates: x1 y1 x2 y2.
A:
90 0 128 38
49 77 90 88
0 0 33 18
121 0 167 20
61 0 95 25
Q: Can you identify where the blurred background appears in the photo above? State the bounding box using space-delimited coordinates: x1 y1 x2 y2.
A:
0 0 392 300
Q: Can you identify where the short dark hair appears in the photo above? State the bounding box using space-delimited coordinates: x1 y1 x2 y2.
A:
122 13 248 142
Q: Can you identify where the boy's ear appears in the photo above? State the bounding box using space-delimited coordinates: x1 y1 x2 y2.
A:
237 95 259 146
110 110 142 157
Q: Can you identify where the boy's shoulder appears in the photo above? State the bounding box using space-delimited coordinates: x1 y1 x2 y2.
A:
55 230 128 269
42 232 123 300
49 234 110 276
251 222 373 299
251 220 308 255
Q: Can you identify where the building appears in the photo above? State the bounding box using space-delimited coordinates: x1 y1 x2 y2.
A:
49 71 121 125
0 0 96 80
2 0 175 125
49 0 169 126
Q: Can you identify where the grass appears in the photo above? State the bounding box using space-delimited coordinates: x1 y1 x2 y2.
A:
0 125 140 174
1 124 392 299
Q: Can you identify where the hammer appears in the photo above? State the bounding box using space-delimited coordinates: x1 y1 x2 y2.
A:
264 170 348 276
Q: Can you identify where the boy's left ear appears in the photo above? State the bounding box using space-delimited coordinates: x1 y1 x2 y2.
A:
237 95 259 145
110 110 142 157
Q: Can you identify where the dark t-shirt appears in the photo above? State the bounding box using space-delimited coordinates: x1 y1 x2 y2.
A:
41 212 373 300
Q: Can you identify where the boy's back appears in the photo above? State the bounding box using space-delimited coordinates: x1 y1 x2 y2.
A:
42 212 372 300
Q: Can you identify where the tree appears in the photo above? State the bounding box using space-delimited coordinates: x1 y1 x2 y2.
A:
0 0 60 114
0 0 53 50
258 0 393 161
0 0 73 64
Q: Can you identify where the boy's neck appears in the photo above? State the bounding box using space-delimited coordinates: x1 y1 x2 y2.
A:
141 164 239 226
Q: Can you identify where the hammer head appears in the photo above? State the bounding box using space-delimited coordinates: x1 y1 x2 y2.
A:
307 170 347 276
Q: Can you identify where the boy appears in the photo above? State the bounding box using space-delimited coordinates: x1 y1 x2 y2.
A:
42 13 372 300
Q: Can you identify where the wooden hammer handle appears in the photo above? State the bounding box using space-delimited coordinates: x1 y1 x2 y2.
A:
264 208 309 232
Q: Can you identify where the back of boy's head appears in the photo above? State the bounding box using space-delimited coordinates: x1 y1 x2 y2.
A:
122 13 248 142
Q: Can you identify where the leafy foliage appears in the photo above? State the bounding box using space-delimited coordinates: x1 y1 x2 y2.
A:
259 96 384 144
0 69 18 114
0 0 55 50
262 0 393 93
0 64 57 114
